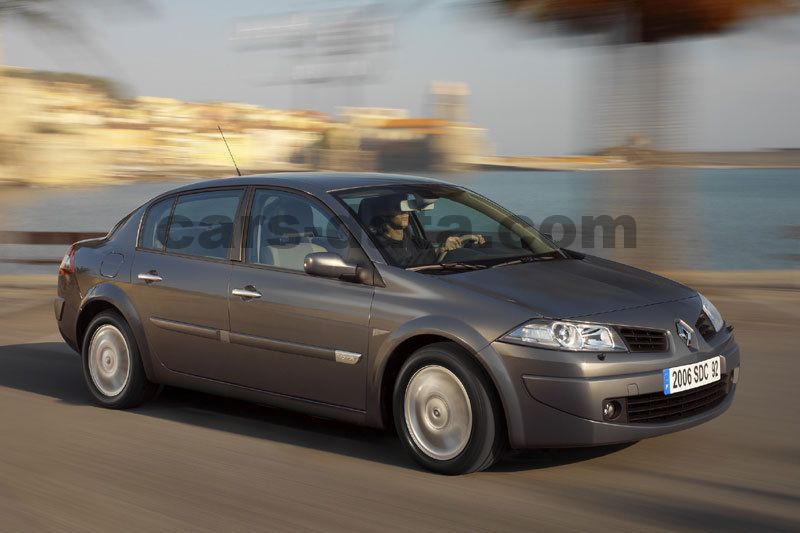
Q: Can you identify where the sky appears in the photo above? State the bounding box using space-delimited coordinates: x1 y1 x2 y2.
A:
3 0 800 155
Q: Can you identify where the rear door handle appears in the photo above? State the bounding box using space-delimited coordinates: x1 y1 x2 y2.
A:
232 286 262 300
137 271 163 283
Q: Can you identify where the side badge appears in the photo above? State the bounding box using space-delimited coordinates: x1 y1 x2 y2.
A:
335 350 362 365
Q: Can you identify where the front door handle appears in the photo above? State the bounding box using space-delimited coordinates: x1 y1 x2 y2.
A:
232 286 262 300
137 271 163 283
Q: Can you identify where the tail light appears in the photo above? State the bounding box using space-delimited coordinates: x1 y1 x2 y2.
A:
59 245 76 275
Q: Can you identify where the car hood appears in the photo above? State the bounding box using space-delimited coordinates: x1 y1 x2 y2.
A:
439 257 697 319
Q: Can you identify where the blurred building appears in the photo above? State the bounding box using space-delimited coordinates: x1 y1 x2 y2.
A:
432 82 491 170
431 81 468 123
332 89 489 172
0 66 331 184
0 65 489 185
0 65 115 185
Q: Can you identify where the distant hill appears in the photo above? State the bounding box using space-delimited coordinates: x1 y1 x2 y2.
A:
596 145 800 168
1 66 125 100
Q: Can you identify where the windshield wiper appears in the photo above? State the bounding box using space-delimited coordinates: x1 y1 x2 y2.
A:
407 262 489 273
489 251 566 268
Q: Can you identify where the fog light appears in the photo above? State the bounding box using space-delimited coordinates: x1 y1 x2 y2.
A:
603 400 622 421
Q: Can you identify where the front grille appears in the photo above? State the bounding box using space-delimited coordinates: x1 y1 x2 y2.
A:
695 312 717 342
622 375 731 424
616 327 669 353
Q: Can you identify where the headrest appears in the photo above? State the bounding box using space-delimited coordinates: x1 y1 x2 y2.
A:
261 196 316 241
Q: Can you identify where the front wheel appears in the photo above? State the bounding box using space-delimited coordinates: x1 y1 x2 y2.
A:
393 343 505 474
82 311 159 409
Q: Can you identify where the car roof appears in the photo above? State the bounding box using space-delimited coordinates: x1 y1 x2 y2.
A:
160 172 450 197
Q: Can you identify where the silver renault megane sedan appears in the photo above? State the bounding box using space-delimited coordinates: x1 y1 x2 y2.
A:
55 173 739 474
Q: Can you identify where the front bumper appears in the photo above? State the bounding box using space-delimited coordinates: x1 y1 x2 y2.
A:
482 327 741 450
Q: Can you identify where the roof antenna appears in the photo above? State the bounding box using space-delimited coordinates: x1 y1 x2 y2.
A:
217 125 242 176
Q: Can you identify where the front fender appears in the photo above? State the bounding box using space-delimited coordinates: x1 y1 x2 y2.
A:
79 282 160 381
366 315 521 436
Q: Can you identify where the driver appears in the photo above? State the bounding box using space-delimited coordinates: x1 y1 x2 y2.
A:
370 195 485 268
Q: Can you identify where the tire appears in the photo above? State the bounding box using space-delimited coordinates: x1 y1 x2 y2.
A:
82 310 159 409
393 342 505 475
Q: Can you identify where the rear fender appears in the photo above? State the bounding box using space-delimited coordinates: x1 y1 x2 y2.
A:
79 282 160 381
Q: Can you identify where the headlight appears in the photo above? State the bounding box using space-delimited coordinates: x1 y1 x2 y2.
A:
501 320 627 352
699 293 724 332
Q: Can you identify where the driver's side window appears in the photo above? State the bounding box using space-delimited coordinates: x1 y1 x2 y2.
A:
245 189 364 271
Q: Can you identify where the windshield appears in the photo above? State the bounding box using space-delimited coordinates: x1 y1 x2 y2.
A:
334 184 563 270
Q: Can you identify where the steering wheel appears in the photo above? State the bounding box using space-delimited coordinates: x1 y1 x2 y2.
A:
436 234 486 263
461 235 483 249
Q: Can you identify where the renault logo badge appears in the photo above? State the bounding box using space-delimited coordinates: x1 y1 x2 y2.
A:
676 319 694 347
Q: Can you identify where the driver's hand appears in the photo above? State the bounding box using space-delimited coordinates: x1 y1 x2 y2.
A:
442 234 485 252
461 234 486 246
442 235 462 252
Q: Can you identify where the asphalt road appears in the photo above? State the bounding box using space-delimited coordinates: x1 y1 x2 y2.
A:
0 283 798 532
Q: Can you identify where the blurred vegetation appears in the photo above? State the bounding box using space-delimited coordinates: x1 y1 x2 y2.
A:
492 0 798 43
0 0 151 69
1 0 104 52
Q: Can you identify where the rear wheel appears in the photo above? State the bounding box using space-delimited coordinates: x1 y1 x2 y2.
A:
393 343 505 474
82 311 158 408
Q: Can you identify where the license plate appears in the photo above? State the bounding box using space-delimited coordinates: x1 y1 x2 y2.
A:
663 356 721 395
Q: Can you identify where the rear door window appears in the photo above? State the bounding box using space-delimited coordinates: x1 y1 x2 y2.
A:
140 196 175 251
165 189 244 260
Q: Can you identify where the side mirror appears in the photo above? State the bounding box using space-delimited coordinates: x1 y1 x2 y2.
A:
304 252 366 282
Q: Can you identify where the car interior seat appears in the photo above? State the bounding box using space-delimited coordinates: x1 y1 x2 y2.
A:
258 196 325 269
